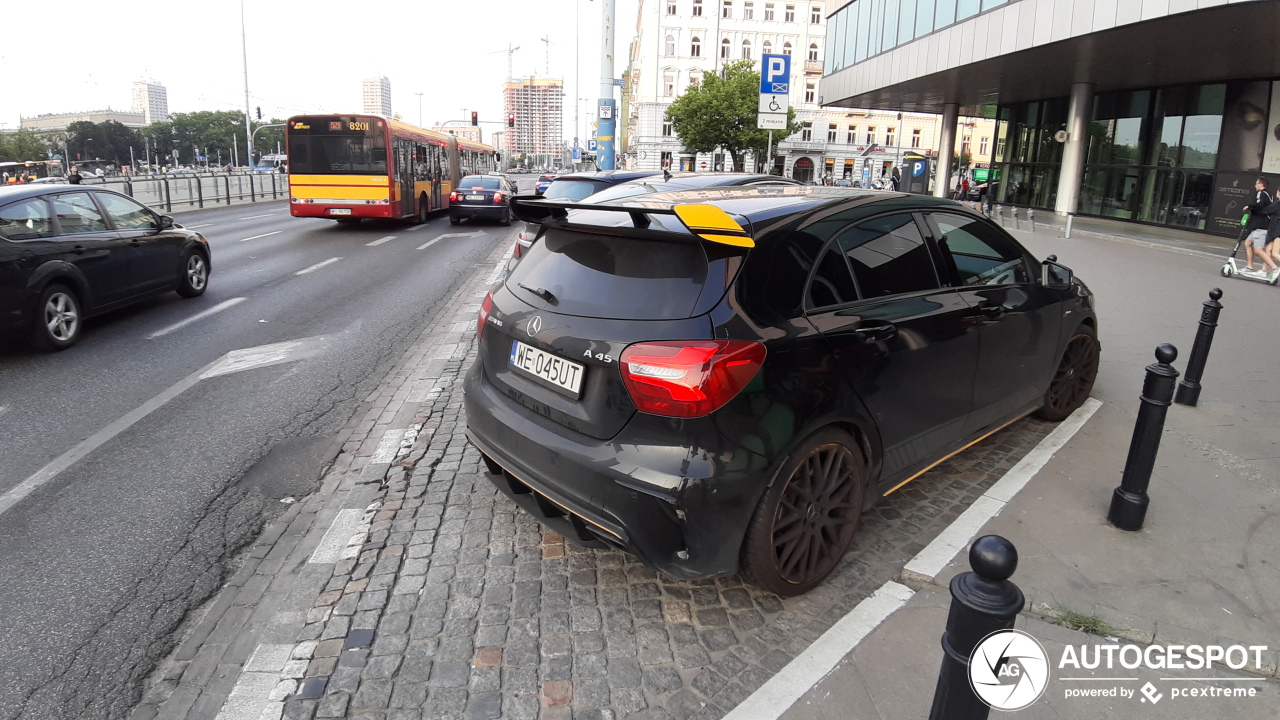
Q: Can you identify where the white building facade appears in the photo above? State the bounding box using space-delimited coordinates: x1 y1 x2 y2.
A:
362 77 392 117
624 0 990 183
131 81 169 125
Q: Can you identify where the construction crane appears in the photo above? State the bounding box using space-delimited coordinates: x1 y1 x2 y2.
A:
485 44 520 81
540 36 552 76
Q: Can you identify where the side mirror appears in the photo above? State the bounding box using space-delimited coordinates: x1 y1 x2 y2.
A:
1042 256 1073 288
158 214 175 230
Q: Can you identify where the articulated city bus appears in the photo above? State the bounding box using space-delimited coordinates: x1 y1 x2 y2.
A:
285 114 496 223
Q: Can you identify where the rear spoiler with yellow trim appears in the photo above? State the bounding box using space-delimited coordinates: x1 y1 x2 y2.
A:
511 195 754 248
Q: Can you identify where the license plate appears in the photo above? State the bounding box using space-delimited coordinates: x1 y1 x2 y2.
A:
466 194 486 201
328 208 352 215
510 340 585 397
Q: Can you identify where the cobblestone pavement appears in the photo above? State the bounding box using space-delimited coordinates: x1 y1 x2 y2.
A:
140 228 1057 720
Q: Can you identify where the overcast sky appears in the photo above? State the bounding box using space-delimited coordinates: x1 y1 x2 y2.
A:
1 0 640 144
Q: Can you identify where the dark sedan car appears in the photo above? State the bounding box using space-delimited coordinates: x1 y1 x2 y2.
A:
449 174 518 226
0 184 211 350
465 187 1098 595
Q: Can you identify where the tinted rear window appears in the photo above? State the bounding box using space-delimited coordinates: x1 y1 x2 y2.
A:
543 180 606 201
459 176 500 189
507 227 710 320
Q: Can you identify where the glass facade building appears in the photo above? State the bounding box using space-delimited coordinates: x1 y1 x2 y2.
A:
992 80 1276 235
825 0 1010 74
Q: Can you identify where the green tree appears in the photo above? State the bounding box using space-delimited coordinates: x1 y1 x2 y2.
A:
0 129 56 163
664 60 802 172
253 118 286 158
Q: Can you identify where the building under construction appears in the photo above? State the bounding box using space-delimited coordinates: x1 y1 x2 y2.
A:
501 76 563 164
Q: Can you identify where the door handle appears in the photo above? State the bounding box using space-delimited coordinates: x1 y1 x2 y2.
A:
853 324 896 342
976 303 1006 318
71 245 86 255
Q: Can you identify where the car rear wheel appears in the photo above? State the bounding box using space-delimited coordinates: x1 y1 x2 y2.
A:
449 216 460 225
500 207 512 226
176 251 209 298
32 284 82 352
741 428 868 596
1036 324 1099 421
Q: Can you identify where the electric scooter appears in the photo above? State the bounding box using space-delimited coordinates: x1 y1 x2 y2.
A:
1221 228 1280 285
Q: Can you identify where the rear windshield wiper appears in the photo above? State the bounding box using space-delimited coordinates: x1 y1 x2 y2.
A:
517 282 557 304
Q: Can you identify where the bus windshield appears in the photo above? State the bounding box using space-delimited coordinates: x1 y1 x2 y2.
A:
287 117 387 174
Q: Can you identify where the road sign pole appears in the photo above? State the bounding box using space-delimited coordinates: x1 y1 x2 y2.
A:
597 0 617 170
767 130 772 173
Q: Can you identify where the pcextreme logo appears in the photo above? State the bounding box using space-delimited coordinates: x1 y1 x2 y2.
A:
968 630 1269 711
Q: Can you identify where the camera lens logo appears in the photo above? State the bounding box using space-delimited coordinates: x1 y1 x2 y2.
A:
969 630 1050 711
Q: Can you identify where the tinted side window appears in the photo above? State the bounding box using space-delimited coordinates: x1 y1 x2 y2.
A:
805 243 858 309
96 193 156 230
0 198 54 240
52 192 109 234
836 214 940 297
931 213 1032 286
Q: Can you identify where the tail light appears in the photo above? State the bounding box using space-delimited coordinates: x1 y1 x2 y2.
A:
450 190 462 202
477 290 494 341
619 340 766 418
493 192 505 203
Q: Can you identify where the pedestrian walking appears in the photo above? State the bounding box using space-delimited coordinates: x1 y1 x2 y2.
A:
67 166 83 185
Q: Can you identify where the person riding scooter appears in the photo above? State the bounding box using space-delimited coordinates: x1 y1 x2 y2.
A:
1242 177 1278 279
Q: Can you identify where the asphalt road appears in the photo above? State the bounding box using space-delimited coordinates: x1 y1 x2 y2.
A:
0 184 524 719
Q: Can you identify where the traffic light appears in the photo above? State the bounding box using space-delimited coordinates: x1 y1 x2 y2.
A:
507 114 515 128
471 111 478 126
256 106 262 120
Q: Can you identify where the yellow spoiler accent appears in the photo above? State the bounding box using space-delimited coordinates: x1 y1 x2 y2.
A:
673 204 754 248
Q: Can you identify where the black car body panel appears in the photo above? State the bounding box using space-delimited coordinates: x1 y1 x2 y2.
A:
466 187 1097 581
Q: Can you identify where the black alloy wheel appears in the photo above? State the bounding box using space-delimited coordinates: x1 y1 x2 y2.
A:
1036 324 1100 421
177 251 209 298
742 428 868 596
32 284 82 351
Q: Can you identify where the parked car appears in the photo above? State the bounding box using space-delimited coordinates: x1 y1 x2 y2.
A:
466 187 1098 595
511 172 800 266
449 174 519 226
533 174 556 195
0 184 211 350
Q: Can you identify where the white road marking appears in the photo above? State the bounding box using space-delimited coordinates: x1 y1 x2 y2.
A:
902 396 1102 582
406 223 432 232
238 231 281 242
0 336 325 519
295 257 343 275
417 230 485 250
238 213 277 220
185 223 214 229
721 582 915 720
148 297 246 339
721 396 1104 720
308 508 364 564
202 340 308 379
366 235 397 246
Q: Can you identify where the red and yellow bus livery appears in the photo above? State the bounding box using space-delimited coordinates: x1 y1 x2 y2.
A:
286 114 496 223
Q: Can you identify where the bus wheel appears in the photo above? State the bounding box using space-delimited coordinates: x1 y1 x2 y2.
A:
415 196 429 224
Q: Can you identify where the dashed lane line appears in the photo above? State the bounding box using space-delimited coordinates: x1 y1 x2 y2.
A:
365 235 397 246
148 297 246 339
239 231 281 242
185 223 214 229
238 213 277 220
295 257 343 275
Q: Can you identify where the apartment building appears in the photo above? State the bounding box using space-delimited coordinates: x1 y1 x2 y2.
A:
501 77 564 163
362 77 392 117
131 81 169 125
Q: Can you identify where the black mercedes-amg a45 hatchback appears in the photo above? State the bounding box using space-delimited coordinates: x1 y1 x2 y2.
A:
464 186 1098 596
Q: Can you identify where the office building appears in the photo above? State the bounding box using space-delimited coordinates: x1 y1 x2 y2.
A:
20 109 147 132
502 76 564 164
432 124 483 143
131 81 169 124
822 0 1280 236
363 76 393 117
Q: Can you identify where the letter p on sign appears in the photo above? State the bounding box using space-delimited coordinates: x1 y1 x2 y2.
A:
760 53 791 95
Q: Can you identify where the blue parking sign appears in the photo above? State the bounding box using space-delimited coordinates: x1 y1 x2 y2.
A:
759 54 791 95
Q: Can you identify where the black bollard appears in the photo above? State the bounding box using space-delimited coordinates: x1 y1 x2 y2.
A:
1174 289 1224 407
927 535 1026 720
1108 344 1179 531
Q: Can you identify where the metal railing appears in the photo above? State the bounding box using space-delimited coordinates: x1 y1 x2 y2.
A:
81 171 287 213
